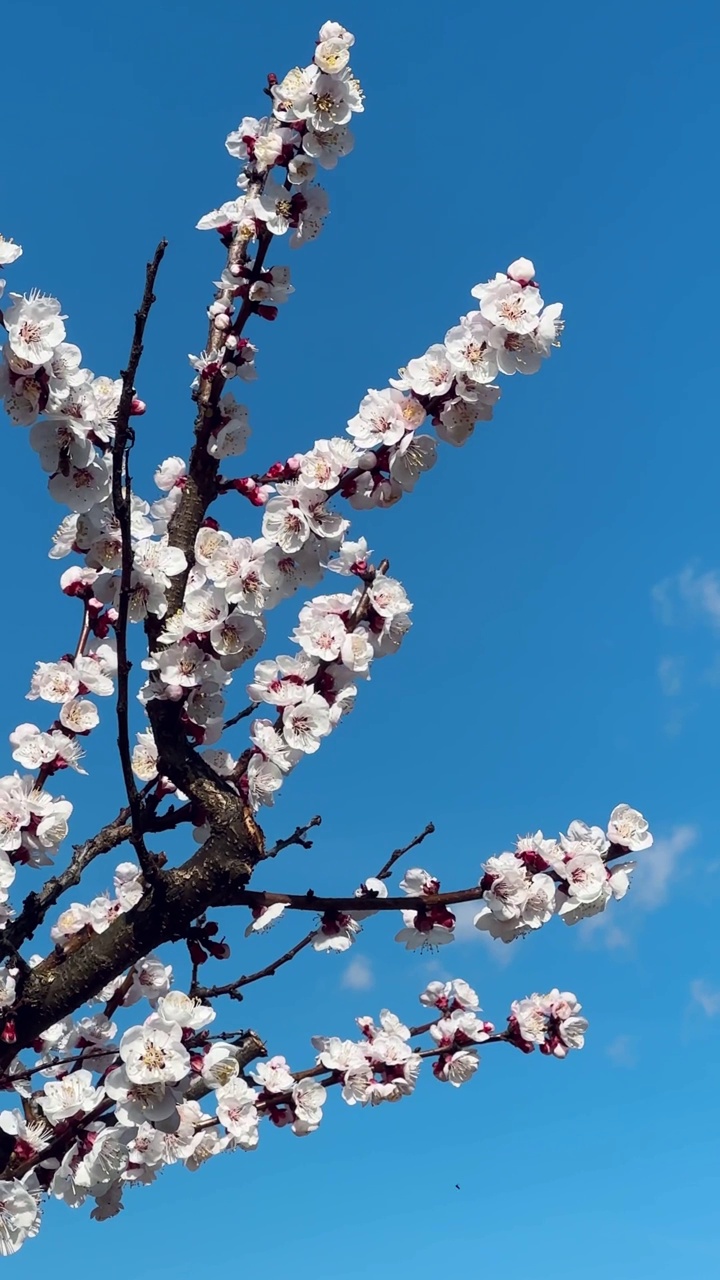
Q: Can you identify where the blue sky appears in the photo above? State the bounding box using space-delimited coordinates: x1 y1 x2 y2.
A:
3 0 720 1272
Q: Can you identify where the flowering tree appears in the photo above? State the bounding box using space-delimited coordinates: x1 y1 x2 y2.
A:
0 19 654 1254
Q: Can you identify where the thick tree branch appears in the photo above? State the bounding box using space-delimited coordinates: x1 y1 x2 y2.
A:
0 788 191 964
0 817 264 1070
149 228 273 642
233 886 486 914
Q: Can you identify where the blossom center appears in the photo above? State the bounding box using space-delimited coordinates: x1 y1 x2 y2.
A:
18 321 43 345
141 1044 167 1071
498 298 526 323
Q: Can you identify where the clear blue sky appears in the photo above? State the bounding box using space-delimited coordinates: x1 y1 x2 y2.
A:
3 0 720 1273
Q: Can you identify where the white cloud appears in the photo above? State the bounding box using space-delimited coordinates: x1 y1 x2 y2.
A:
577 825 698 951
657 655 684 696
341 956 374 991
632 824 698 909
580 911 631 951
605 1035 637 1067
690 979 720 1017
653 565 720 630
452 901 480 941
452 902 514 965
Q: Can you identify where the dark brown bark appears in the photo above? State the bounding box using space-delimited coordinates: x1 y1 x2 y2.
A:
0 813 264 1073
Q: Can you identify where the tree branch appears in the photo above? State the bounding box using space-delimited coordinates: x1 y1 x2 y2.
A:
0 816 264 1069
72 600 92 664
223 703 256 730
265 815 322 859
112 240 167 886
375 822 436 880
232 886 486 914
195 934 315 1002
195 821 436 1001
0 806 136 961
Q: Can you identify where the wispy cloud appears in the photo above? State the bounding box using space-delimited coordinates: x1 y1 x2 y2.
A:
657 655 684 697
341 956 374 991
453 902 514 966
453 901 480 942
581 912 631 951
633 824 698 909
690 979 720 1017
605 1035 638 1067
653 565 720 630
580 824 698 952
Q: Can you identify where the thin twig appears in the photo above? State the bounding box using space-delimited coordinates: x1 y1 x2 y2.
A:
195 934 314 1002
112 240 167 885
223 703 256 730
195 820 434 1001
8 1046 117 1083
72 601 92 663
266 815 322 859
375 821 436 880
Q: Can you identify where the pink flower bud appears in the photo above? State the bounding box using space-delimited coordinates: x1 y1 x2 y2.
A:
130 397 147 415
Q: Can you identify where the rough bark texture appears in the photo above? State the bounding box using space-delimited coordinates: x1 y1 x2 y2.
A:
0 813 264 1073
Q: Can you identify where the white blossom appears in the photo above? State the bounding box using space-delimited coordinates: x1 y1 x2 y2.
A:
119 1017 190 1085
0 1180 39 1256
607 803 653 851
39 1069 105 1124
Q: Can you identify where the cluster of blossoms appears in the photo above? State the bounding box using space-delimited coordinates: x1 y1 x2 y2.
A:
197 20 361 252
0 225 126 512
49 860 146 947
0 18 658 1260
473 803 653 943
0 973 586 1252
188 21 364 394
506 989 587 1058
0 614 118 933
0 10 565 835
1 74 563 821
0 229 161 930
241 806 652 962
